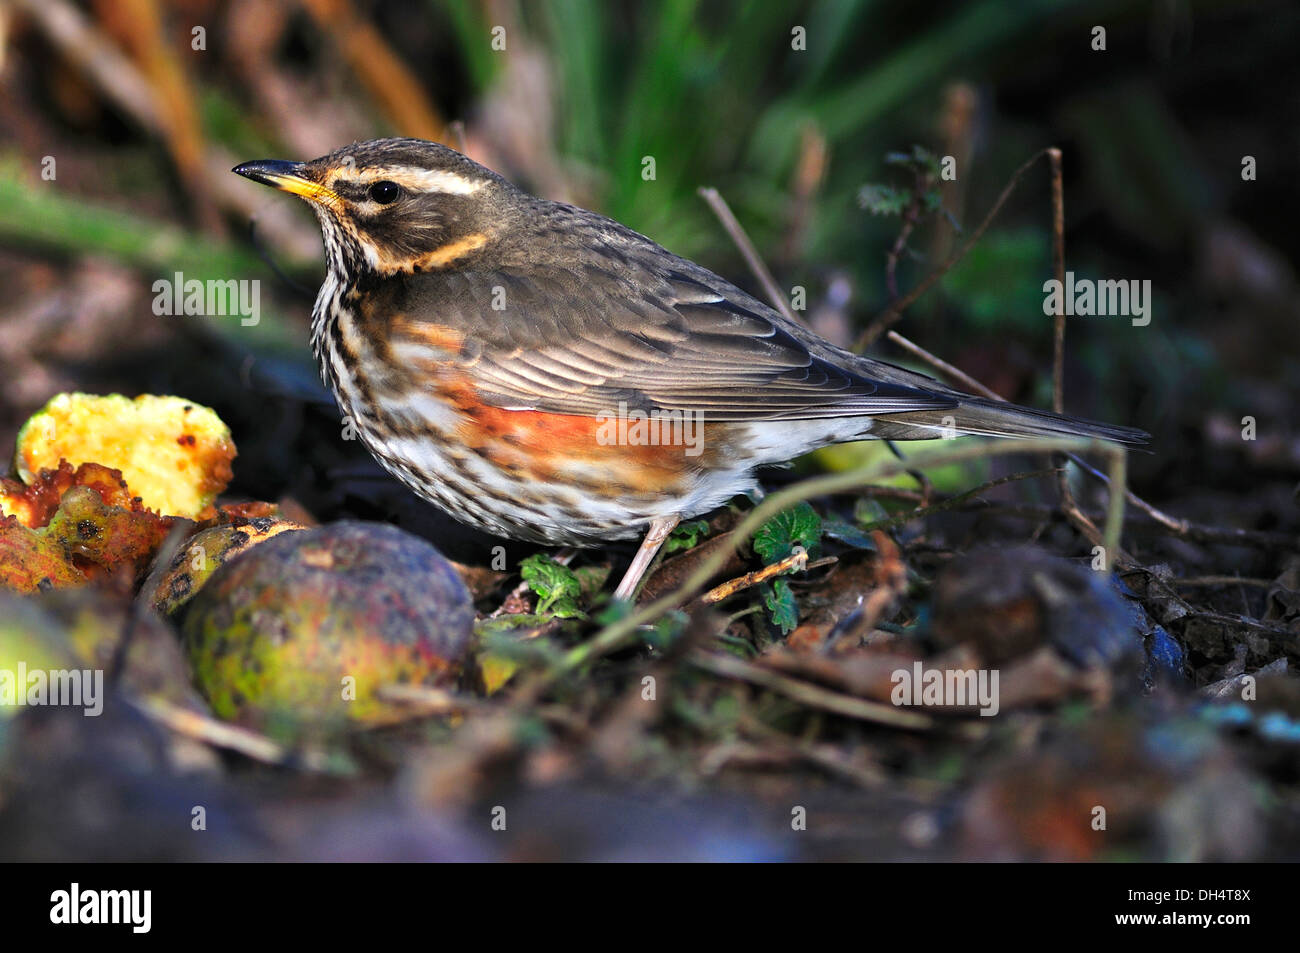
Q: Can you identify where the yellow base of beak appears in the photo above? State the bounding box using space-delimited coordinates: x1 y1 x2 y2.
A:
233 159 340 206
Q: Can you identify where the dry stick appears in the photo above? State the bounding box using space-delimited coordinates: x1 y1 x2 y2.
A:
884 174 927 301
855 148 1054 351
1187 610 1296 639
1174 576 1274 588
132 698 286 764
701 550 835 605
1043 148 1118 563
377 683 484 714
689 650 936 731
702 551 809 604
860 484 927 503
1059 454 1187 534
698 187 798 323
555 437 1127 680
1049 148 1067 415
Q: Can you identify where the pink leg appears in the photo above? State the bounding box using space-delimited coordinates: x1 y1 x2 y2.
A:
612 515 681 602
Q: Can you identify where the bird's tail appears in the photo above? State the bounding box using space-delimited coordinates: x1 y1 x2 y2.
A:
866 398 1149 446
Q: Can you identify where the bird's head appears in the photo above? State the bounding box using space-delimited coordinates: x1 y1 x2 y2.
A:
234 138 512 277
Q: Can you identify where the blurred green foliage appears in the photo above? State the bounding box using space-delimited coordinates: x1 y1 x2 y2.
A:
437 0 1100 266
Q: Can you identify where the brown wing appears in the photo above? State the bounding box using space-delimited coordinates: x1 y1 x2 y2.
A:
384 203 959 422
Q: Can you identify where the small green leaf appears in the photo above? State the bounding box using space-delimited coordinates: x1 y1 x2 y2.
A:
664 519 711 554
519 554 585 618
763 578 799 635
753 502 822 563
857 183 911 216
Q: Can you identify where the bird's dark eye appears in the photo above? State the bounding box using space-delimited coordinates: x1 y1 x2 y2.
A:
368 180 402 204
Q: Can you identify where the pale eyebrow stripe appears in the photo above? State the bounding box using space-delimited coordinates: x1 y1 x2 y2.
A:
331 166 486 195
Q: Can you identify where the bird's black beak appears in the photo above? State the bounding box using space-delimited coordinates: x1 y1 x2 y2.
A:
232 159 338 204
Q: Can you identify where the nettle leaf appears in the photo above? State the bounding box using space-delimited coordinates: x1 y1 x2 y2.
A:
519 554 585 618
519 554 577 601
753 502 822 563
763 578 799 635
857 183 911 216
664 519 711 554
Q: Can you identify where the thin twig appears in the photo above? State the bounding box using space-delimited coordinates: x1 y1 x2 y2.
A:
1184 610 1297 640
856 148 1054 350
132 697 286 764
886 330 1001 399
860 484 927 503
698 187 797 321
1041 146 1114 563
701 549 831 605
1173 576 1274 588
1061 453 1188 533
1049 148 1066 415
884 171 927 301
376 684 488 714
688 650 936 731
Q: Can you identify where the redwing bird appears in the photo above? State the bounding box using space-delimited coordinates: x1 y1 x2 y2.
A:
234 139 1146 601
